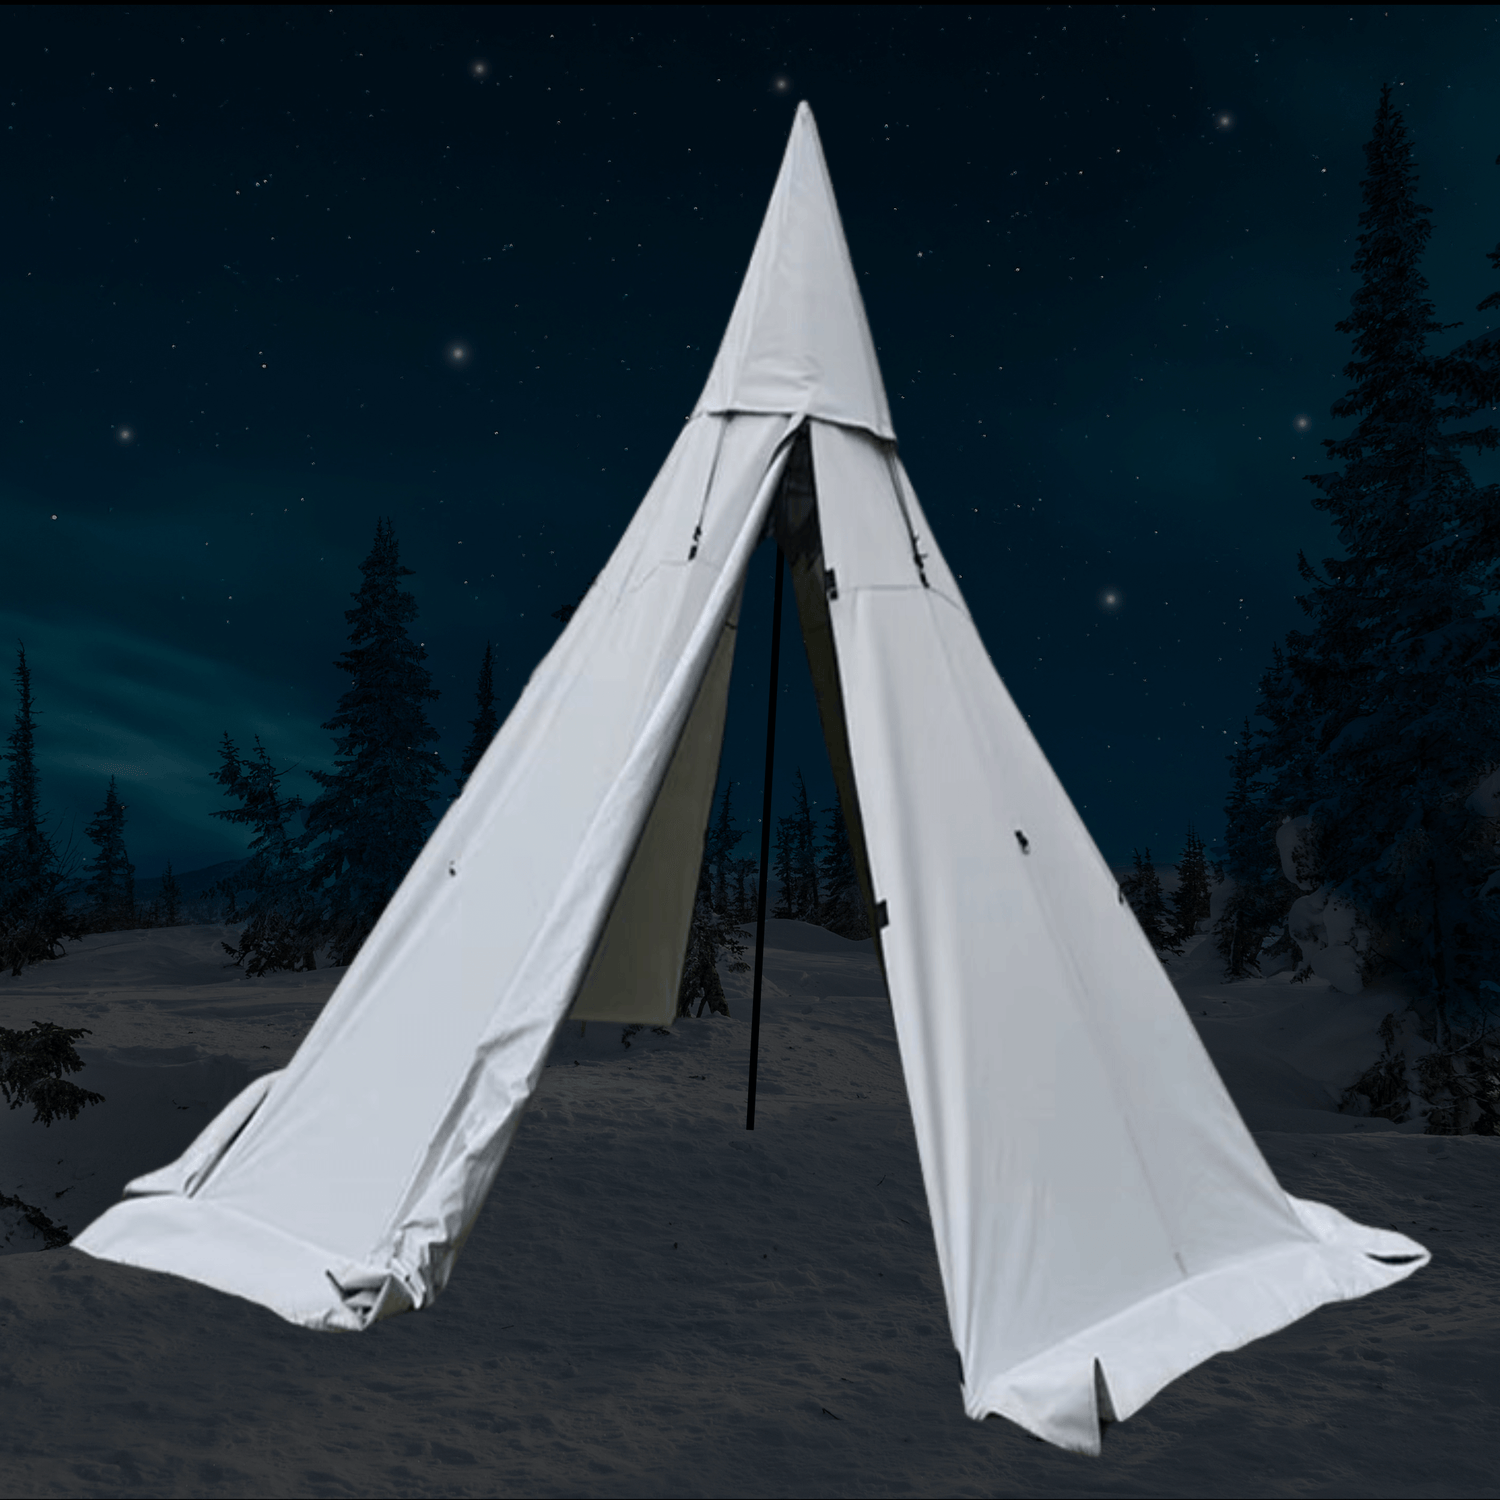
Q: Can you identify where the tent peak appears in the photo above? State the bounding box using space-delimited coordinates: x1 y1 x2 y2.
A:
691 105 894 442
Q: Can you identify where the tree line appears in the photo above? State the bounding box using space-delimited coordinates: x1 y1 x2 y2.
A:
1203 87 1500 1135
674 772 868 1020
1118 828 1215 954
0 644 190 976
0 520 453 975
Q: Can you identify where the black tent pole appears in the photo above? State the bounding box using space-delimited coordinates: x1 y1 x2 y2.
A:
746 545 785 1131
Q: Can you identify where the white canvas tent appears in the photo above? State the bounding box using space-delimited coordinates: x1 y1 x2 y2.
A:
76 104 1427 1455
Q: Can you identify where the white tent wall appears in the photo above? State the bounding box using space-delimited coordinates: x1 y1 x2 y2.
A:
74 100 1429 1457
75 410 795 1330
803 418 1428 1451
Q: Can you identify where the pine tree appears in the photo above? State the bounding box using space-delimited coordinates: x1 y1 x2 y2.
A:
455 642 499 794
300 520 446 966
1120 848 1179 954
729 854 759 923
675 780 750 1018
705 783 745 915
675 867 749 1019
771 818 798 920
1213 719 1293 977
1 647 43 875
818 800 868 939
772 770 821 922
83 778 135 932
209 734 253 922
0 645 79 974
1254 89 1500 1063
1170 825 1214 944
157 862 184 926
212 735 318 974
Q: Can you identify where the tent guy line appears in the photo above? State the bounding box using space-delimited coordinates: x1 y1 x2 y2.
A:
74 102 1427 1459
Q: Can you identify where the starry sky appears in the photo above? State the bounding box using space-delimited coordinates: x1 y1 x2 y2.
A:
3 5 1499 882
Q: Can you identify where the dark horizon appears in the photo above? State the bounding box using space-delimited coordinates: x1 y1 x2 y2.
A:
3 6 1497 878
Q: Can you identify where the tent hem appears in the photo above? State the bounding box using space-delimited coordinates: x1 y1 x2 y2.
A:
71 1193 383 1331
963 1197 1428 1454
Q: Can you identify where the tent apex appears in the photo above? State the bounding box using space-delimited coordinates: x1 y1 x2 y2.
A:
690 106 894 441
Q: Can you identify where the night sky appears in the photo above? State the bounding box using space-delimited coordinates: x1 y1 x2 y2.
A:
3 5 1498 882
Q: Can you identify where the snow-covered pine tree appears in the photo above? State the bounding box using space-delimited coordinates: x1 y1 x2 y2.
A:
1213 719 1294 977
455 642 499 795
300 519 446 966
1120 848 1179 954
212 735 319 974
1170 825 1214 944
1254 90 1500 1094
83 778 135 932
0 645 79 975
818 800 868 939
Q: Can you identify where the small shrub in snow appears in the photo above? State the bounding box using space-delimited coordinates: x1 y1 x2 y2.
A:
0 1021 106 1128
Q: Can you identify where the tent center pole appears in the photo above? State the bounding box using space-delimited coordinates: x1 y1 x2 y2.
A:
746 545 785 1131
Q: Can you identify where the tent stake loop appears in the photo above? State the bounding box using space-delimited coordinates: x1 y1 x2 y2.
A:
746 545 785 1130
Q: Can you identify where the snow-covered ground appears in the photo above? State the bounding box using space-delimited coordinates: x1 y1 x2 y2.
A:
1 918 1496 1498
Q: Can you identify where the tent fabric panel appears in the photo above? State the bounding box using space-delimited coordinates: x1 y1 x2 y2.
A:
803 423 929 594
692 104 894 442
832 585 1224 1358
191 413 789 1265
74 413 792 1327
876 450 1320 1278
807 419 1426 1448
373 435 793 1309
569 600 742 1023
